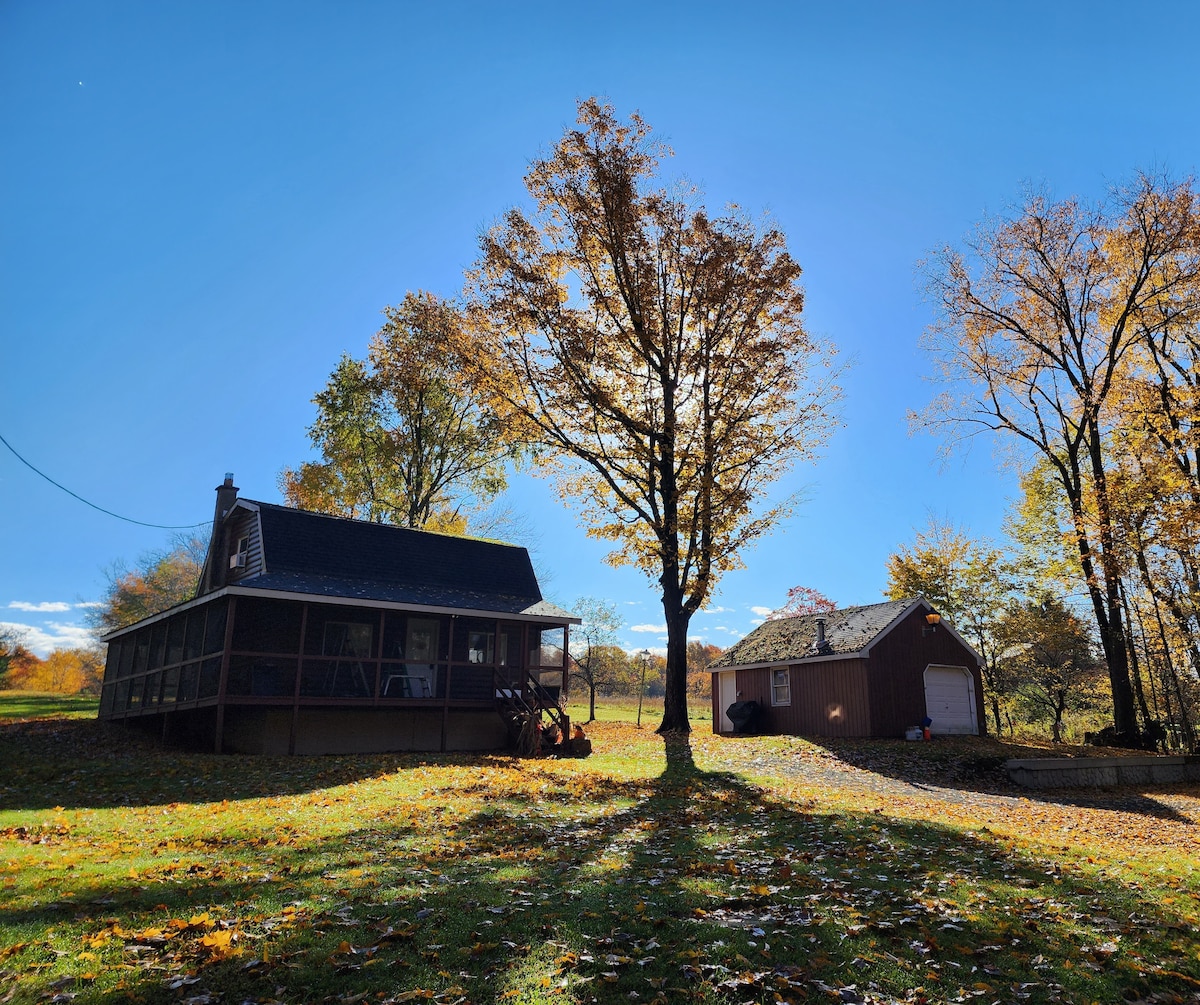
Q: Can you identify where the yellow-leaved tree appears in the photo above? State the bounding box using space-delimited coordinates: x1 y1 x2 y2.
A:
15 648 104 695
920 173 1200 741
463 99 841 733
281 292 519 533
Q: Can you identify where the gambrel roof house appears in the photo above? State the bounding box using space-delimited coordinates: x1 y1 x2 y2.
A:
98 476 577 755
709 598 986 738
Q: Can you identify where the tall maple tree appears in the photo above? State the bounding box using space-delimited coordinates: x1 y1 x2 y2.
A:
920 173 1200 739
464 99 840 733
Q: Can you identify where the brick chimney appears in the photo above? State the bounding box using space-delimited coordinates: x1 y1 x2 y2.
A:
200 474 239 595
215 472 239 524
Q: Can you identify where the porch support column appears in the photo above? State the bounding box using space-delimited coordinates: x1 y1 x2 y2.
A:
214 596 237 754
289 603 309 756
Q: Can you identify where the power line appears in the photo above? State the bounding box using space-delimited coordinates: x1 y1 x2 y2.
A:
0 431 208 531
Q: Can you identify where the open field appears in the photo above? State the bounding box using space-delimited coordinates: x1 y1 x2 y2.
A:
1 695 1197 1005
0 690 99 721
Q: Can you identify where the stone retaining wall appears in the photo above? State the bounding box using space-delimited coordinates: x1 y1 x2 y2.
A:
1006 754 1200 788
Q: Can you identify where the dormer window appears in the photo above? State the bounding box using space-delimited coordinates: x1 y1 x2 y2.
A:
229 536 249 570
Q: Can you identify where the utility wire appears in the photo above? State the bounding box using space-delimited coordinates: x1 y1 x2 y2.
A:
0 431 208 530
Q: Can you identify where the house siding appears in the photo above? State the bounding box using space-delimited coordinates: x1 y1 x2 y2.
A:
710 600 987 740
865 606 986 736
224 508 263 584
220 707 507 755
725 660 871 737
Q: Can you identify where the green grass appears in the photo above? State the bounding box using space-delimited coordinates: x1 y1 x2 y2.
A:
564 692 713 726
0 695 1197 1005
0 690 99 720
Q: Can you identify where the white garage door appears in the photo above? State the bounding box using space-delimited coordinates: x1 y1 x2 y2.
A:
923 665 978 734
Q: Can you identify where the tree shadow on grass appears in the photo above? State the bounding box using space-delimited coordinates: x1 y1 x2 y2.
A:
4 733 1200 1004
0 717 499 811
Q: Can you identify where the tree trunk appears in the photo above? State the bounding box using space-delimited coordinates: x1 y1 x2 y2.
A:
1062 462 1138 738
990 693 1003 737
1120 580 1152 726
1052 693 1065 744
588 680 596 723
658 600 692 734
1086 433 1140 738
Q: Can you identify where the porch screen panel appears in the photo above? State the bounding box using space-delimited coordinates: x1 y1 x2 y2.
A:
183 613 206 661
449 664 494 701
178 663 199 702
118 639 134 677
161 666 180 703
454 618 497 666
233 598 302 654
227 655 298 697
203 601 228 654
133 629 151 674
379 616 441 698
103 641 122 685
304 606 378 656
166 616 186 665
529 627 565 669
148 622 167 670
197 657 222 699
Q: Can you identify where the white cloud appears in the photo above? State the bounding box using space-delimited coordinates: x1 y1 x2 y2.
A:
749 606 774 618
0 620 99 657
701 605 731 614
8 601 71 613
75 601 104 609
629 623 668 633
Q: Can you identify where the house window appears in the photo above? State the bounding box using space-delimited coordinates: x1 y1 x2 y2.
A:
230 536 249 571
771 667 791 706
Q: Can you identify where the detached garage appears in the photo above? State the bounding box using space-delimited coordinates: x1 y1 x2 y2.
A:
709 598 985 739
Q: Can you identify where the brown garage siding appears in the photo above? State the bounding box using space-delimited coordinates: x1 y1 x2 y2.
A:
865 607 987 736
735 659 872 737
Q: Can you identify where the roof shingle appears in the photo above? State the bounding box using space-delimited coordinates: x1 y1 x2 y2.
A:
711 599 920 668
223 501 575 621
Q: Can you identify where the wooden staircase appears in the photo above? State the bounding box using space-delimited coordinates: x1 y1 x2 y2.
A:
494 667 569 756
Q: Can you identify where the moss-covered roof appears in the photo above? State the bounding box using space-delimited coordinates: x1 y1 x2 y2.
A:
711 599 923 669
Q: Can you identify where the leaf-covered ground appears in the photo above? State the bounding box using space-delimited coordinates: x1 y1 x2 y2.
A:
1 709 1197 1005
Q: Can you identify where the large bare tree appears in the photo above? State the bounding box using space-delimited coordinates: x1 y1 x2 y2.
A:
464 100 840 733
921 173 1200 739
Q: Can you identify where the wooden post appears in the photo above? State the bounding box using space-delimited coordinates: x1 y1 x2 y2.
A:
214 596 237 754
289 603 309 756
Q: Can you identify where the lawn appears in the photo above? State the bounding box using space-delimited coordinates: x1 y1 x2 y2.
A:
0 694 1197 1005
0 690 99 721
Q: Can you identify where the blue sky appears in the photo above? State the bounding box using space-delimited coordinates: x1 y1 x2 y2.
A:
3 1 1199 657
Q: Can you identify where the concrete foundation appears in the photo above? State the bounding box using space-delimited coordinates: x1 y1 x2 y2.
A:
1006 754 1200 788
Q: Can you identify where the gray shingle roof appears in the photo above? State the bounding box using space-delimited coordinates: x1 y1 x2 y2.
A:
711 599 922 669
226 501 576 622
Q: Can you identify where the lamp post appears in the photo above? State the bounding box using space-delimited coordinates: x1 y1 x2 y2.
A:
636 649 650 727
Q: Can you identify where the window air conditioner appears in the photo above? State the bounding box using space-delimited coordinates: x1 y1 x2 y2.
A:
229 553 246 569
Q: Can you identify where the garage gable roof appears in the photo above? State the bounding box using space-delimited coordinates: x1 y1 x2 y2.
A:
711 598 930 669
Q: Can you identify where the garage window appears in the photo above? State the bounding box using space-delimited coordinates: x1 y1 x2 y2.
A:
771 668 791 706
